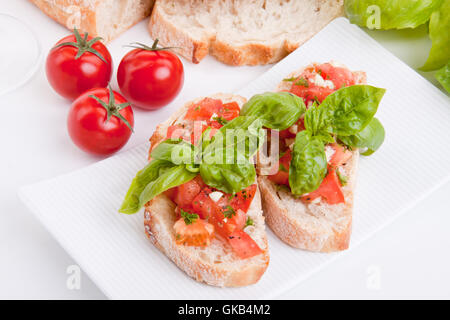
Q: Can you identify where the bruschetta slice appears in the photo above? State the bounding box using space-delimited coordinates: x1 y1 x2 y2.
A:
257 62 385 252
120 94 269 287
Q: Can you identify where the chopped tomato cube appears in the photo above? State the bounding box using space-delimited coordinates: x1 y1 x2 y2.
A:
268 149 292 186
218 102 240 121
173 217 214 247
173 178 203 211
302 169 345 205
226 184 257 214
315 63 356 89
192 187 220 220
227 229 263 259
329 143 353 167
184 98 223 121
166 124 189 141
290 84 334 104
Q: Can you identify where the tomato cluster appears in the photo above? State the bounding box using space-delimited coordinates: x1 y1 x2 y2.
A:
46 29 184 156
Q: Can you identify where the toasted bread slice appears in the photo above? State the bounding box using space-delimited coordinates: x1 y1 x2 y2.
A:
148 0 344 65
258 63 366 252
144 93 269 287
30 0 154 42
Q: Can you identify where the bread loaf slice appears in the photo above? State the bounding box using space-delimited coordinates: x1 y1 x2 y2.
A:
258 63 366 252
148 0 344 65
144 93 269 287
30 0 154 42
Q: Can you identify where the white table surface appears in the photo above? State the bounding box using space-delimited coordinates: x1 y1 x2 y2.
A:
1 1 449 300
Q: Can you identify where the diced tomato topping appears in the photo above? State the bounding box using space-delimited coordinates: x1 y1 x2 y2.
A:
192 187 220 220
268 149 292 186
302 169 345 205
290 84 334 104
329 143 353 168
167 124 189 141
289 63 357 104
218 102 240 121
228 229 263 259
315 63 356 89
173 217 214 247
209 120 223 129
173 178 203 211
184 98 223 121
225 184 257 214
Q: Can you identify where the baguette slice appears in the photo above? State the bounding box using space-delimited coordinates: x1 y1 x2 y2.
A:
258 63 366 252
30 0 154 42
144 93 269 287
148 0 344 65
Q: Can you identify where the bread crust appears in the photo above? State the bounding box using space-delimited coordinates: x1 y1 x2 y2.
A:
258 63 366 252
143 93 269 287
30 0 154 42
148 0 344 65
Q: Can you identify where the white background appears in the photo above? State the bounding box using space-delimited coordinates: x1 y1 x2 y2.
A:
1 1 449 299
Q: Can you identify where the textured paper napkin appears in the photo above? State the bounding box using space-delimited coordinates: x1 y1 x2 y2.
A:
19 18 450 299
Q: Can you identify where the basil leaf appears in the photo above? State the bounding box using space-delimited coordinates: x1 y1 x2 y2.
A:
421 0 450 71
150 139 199 165
345 0 443 30
205 116 265 159
435 61 450 93
289 131 327 195
304 103 335 143
240 92 306 130
339 117 385 155
119 160 179 214
138 165 197 211
200 152 256 194
321 85 386 136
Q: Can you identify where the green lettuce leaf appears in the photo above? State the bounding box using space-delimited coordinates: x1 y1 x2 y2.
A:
421 1 450 71
435 61 450 93
345 0 443 30
289 131 328 195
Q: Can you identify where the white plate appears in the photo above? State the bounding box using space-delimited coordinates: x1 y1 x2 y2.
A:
19 18 450 299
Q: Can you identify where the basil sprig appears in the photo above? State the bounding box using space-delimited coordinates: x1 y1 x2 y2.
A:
120 92 306 214
289 85 386 195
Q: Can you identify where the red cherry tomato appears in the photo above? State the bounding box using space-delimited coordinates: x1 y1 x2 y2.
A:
46 28 112 100
117 40 184 110
67 87 134 155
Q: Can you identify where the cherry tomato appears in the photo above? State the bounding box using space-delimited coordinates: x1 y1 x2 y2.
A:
117 40 184 110
46 28 112 100
67 87 134 156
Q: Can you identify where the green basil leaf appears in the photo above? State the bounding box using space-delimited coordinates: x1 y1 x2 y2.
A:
321 85 386 136
200 152 256 194
435 61 450 93
339 117 385 155
119 160 179 214
240 92 306 130
150 139 199 165
138 165 197 211
421 1 450 71
205 116 266 159
345 0 443 30
289 131 327 195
